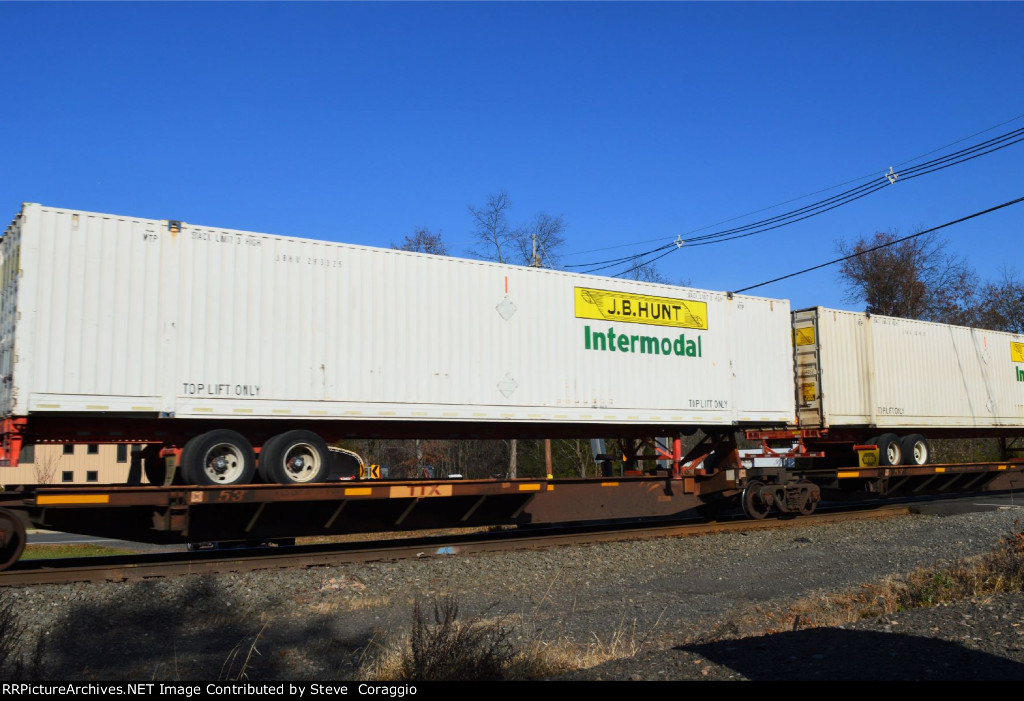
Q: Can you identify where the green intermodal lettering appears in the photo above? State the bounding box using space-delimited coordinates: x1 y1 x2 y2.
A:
584 325 702 358
1017 367 1024 382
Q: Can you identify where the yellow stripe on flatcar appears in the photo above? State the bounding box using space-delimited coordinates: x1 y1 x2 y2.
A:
601 482 619 487
344 488 373 496
935 467 946 473
837 471 861 478
999 465 1008 470
518 483 542 491
37 494 110 505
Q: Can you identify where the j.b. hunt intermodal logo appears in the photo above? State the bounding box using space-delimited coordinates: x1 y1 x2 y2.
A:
584 325 703 358
1014 342 1024 382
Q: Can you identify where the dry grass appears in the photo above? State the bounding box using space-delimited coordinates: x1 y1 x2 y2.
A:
305 596 392 615
359 596 532 681
524 614 662 674
357 594 666 680
690 520 1024 642
218 624 268 681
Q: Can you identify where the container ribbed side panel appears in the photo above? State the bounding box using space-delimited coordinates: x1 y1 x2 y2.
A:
810 307 1024 430
8 204 797 428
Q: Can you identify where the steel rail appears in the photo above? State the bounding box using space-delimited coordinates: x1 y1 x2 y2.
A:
0 503 912 587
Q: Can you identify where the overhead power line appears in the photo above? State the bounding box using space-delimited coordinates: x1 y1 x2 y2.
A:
731 195 1024 294
561 113 1024 278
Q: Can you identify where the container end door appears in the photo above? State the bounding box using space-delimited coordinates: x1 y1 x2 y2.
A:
793 308 824 428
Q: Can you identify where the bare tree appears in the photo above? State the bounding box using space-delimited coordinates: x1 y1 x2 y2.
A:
469 192 568 269
623 259 670 285
836 229 978 324
510 213 567 268
393 227 448 256
973 267 1024 333
468 191 514 263
554 438 594 478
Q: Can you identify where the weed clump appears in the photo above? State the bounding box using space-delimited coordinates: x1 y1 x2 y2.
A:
360 596 552 681
897 520 1024 609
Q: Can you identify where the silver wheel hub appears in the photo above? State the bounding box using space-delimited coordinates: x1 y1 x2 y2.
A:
282 443 320 482
203 444 245 483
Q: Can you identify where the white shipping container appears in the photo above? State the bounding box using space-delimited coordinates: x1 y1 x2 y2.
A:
1 204 795 430
794 307 1024 431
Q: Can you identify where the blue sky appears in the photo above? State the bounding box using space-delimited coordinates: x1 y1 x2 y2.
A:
1 1 1021 310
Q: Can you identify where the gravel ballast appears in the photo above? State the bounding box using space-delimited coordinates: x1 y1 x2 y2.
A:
7 508 1024 680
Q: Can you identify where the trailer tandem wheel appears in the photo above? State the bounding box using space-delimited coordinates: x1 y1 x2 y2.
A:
181 430 257 486
875 434 903 467
259 430 330 484
901 434 931 466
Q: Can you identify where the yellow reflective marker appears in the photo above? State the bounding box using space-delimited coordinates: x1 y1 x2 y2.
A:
37 494 110 505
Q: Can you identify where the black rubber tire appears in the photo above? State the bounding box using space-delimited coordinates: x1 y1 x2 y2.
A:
876 433 902 466
177 436 200 485
259 430 330 484
257 434 284 484
181 430 256 486
901 434 931 466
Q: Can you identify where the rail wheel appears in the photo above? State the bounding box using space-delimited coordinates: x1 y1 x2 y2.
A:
0 509 26 571
741 480 771 520
797 480 818 516
182 430 256 486
901 434 931 466
259 430 330 484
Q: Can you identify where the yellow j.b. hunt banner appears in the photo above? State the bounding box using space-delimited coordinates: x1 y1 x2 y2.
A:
574 287 708 330
1012 342 1024 363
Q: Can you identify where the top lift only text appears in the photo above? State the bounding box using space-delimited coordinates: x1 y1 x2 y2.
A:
182 383 261 397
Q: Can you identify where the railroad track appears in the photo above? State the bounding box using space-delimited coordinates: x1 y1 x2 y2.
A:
0 502 912 587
